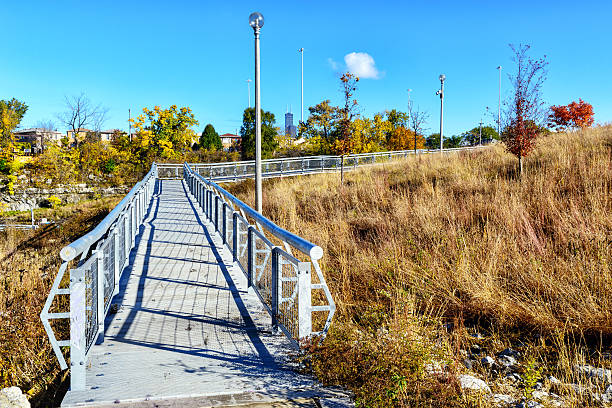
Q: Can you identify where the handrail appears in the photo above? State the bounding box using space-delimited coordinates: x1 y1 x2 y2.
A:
59 164 157 261
189 145 486 169
184 163 323 260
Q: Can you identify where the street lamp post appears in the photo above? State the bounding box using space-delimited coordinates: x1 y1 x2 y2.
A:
479 119 483 145
436 74 445 152
249 12 264 213
497 65 502 136
246 79 252 108
298 48 304 125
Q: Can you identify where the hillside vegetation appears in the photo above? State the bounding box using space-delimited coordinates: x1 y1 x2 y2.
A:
225 126 612 407
0 197 121 407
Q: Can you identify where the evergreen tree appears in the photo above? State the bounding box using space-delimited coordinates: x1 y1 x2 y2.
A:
240 107 278 160
199 124 222 151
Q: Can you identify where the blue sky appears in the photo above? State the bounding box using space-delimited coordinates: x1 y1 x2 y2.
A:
3 0 612 136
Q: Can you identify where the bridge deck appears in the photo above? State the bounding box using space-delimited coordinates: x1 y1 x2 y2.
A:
62 180 348 407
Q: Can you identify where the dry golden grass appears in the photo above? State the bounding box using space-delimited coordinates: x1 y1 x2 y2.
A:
224 126 612 406
0 196 121 407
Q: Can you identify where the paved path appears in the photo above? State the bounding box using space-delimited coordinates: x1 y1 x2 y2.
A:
62 180 350 407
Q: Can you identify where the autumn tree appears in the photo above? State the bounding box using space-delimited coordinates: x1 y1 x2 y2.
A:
199 124 222 151
335 72 360 183
130 105 199 168
239 107 278 160
299 100 340 154
548 99 594 131
501 44 548 177
0 99 28 194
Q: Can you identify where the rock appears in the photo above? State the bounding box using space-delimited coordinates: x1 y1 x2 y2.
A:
424 362 444 376
548 375 561 386
531 390 549 400
459 374 491 393
513 401 543 408
481 356 496 367
0 386 31 408
575 364 612 385
498 355 518 368
505 373 521 383
462 358 473 370
492 393 514 404
498 348 521 359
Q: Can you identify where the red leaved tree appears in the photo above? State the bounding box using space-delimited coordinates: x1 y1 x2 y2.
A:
548 99 594 131
501 44 548 177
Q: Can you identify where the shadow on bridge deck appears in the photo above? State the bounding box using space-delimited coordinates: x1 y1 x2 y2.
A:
62 180 348 407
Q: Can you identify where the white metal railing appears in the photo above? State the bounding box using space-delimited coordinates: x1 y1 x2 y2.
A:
40 163 157 391
188 146 485 182
183 163 336 344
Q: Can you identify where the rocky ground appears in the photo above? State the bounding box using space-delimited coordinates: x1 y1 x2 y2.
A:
0 387 30 408
456 341 612 407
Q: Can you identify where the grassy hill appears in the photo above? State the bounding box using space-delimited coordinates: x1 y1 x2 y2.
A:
225 126 612 407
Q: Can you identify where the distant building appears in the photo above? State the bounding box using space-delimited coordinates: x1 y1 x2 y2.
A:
284 111 297 137
66 128 117 143
219 133 241 151
14 128 64 153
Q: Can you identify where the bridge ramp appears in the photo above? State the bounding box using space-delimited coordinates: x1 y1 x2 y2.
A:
62 180 349 407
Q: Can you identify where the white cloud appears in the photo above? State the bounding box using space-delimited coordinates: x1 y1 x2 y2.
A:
344 52 380 79
327 57 339 70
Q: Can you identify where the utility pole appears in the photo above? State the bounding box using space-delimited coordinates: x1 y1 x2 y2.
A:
246 79 252 108
299 48 304 125
497 66 502 136
479 119 483 145
128 109 132 141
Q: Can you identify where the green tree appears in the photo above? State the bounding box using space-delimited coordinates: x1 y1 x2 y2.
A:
199 124 222 151
426 133 464 149
240 107 278 160
462 125 499 145
299 100 340 154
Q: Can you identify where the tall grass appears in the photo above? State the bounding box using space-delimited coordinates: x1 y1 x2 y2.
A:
225 126 612 406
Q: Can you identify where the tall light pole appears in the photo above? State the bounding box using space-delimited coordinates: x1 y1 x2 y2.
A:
479 119 483 145
497 65 502 136
128 109 131 141
436 74 445 152
246 79 252 108
298 48 304 125
249 12 264 213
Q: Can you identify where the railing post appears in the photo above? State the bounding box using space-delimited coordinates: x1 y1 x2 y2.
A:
297 262 312 338
247 226 254 287
301 158 305 174
69 267 86 391
271 248 279 331
113 230 120 295
214 196 220 231
175 166 178 179
124 213 129 264
222 203 227 244
232 212 238 261
95 250 105 344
